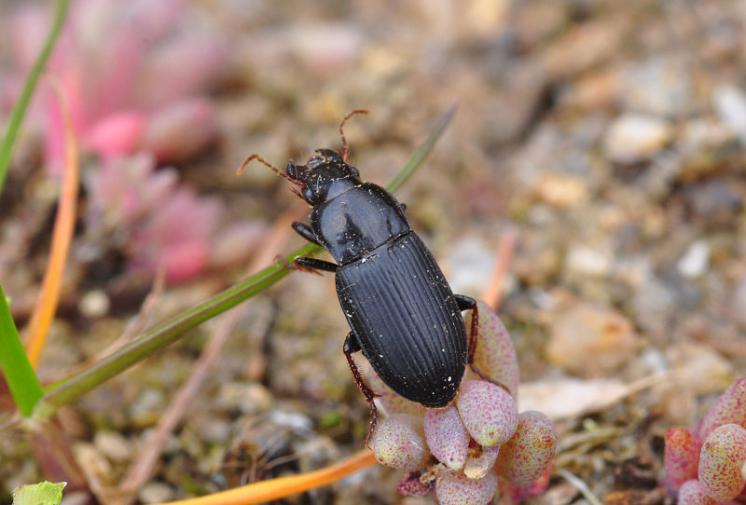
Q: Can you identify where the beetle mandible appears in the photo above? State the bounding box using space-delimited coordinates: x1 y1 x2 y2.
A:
242 110 480 439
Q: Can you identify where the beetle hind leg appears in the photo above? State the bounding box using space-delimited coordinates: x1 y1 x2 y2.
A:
343 332 380 446
455 294 479 365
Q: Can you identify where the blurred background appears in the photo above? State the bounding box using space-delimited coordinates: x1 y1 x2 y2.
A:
1 0 745 503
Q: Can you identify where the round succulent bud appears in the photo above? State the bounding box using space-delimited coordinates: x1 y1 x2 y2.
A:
697 423 746 501
697 378 746 440
435 469 498 505
398 471 434 497
424 406 469 471
677 480 718 505
370 414 426 470
663 427 701 493
465 301 520 399
456 380 517 447
495 411 556 488
463 444 499 480
368 371 425 417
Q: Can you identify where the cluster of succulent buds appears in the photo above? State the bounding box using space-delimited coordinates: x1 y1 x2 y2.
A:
664 378 746 504
363 300 557 505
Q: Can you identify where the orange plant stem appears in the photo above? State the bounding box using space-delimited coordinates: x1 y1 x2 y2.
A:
482 230 516 310
156 450 376 505
25 85 79 368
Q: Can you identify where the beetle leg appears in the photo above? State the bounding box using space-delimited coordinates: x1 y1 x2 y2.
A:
292 256 338 274
343 332 379 446
455 294 479 365
399 202 407 212
291 222 321 246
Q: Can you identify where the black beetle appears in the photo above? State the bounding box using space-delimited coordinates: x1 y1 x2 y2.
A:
243 111 479 437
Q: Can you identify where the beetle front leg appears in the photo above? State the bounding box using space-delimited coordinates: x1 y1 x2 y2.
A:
455 294 479 364
291 222 322 246
343 332 379 446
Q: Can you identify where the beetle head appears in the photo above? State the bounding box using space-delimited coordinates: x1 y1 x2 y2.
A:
287 148 361 205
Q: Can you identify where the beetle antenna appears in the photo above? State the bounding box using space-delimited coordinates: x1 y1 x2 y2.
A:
237 153 299 184
339 109 369 163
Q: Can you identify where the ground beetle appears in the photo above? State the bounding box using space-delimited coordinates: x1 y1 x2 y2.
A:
243 111 480 438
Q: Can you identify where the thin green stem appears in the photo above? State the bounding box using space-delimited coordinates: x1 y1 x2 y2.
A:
0 0 70 193
35 106 457 417
387 105 456 193
0 285 44 417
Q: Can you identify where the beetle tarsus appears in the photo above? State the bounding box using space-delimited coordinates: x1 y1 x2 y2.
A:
344 332 379 445
455 295 479 364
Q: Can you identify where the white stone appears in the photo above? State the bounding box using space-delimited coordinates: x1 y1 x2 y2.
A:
603 114 672 163
677 241 710 278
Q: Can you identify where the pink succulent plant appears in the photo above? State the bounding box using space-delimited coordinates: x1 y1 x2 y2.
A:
664 378 746 503
365 300 557 505
1 1 251 282
86 153 217 281
86 153 258 282
6 0 228 171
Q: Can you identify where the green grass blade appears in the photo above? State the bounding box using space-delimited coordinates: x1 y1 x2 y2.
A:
0 0 71 193
0 285 44 417
386 104 457 193
37 106 457 415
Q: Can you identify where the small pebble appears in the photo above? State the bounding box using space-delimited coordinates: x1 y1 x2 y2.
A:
218 382 273 415
79 290 111 318
139 482 175 504
603 114 672 163
94 430 132 462
565 245 611 277
677 241 710 279
713 85 746 143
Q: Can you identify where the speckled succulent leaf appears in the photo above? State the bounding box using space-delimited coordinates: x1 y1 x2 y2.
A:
463 444 499 480
465 300 520 399
457 380 518 447
664 427 701 492
370 414 426 470
504 464 553 501
435 469 498 505
698 378 746 439
697 424 746 501
677 480 718 505
424 406 469 471
368 369 425 416
495 411 556 488
398 471 434 497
